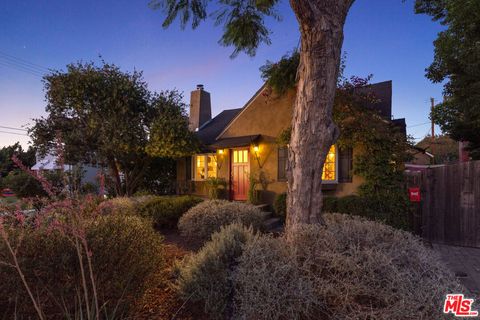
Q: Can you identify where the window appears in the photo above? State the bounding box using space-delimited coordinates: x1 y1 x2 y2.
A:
277 145 337 183
278 147 288 181
194 154 217 180
322 145 336 182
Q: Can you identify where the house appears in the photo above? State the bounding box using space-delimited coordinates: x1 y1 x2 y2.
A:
32 151 101 186
176 82 406 204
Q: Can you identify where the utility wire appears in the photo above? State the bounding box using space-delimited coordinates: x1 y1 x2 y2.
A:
407 121 430 128
0 50 52 77
0 61 44 77
0 50 50 72
0 125 28 132
0 130 29 136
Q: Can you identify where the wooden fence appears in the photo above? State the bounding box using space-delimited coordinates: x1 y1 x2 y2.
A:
407 161 480 247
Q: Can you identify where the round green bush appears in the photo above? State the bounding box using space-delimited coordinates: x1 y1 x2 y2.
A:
175 223 256 319
178 200 266 242
138 195 203 228
233 213 462 319
0 214 163 318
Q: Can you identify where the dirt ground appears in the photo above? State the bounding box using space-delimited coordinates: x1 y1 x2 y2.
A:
131 229 208 320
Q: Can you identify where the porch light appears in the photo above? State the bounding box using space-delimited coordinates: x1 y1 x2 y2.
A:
253 144 263 168
218 149 224 155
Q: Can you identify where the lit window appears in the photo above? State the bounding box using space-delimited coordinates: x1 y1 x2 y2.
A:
322 145 336 182
207 155 217 178
195 155 206 180
194 154 217 180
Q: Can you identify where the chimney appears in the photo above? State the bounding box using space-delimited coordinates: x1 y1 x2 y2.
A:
189 84 212 131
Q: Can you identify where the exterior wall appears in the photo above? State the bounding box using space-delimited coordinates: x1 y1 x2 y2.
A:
220 87 295 140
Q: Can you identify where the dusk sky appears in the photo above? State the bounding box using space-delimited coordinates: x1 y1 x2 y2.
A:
0 0 444 148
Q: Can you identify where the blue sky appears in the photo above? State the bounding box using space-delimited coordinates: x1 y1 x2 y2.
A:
0 0 444 148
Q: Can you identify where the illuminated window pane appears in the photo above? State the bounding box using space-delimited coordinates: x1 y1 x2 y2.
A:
322 145 336 181
243 150 248 163
195 155 206 180
207 155 217 178
234 151 238 163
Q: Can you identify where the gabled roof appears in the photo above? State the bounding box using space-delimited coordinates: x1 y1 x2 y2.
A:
354 80 393 119
196 108 242 146
216 81 394 141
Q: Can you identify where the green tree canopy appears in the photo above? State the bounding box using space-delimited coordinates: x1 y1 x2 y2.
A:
415 0 480 159
0 143 36 178
31 61 198 196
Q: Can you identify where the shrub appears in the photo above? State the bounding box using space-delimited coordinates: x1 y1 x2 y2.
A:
233 213 462 319
96 196 138 216
205 177 227 199
273 192 286 220
0 214 163 318
322 195 338 212
322 194 412 230
175 223 255 319
138 195 203 228
178 200 265 242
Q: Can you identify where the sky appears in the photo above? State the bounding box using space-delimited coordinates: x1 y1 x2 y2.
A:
0 0 444 148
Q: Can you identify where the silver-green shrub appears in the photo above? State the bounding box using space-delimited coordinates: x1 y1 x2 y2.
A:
178 200 265 242
175 223 256 319
233 213 462 319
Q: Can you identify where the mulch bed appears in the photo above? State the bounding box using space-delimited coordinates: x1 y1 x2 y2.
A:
130 229 208 320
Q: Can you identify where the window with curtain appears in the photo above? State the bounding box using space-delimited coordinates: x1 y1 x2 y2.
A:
322 145 336 182
194 154 217 180
278 145 337 183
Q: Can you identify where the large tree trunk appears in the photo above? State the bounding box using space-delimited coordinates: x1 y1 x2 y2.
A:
287 0 354 231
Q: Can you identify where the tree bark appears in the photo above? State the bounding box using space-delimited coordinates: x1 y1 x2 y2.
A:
287 0 354 231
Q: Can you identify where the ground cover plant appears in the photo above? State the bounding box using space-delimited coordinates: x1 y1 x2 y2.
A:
176 213 462 320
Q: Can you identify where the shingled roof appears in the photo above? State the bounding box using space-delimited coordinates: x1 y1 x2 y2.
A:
196 108 242 146
354 80 393 119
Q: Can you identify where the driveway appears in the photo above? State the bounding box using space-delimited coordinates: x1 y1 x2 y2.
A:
433 243 480 297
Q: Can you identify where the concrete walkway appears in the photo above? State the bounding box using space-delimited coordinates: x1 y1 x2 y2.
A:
433 243 480 297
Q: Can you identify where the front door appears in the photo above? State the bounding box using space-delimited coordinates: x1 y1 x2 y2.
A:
231 149 250 200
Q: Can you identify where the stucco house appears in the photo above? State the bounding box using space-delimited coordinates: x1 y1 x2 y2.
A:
176 82 406 204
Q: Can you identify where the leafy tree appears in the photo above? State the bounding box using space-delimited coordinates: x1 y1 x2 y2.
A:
31 62 197 196
415 0 480 159
0 143 36 179
151 0 355 229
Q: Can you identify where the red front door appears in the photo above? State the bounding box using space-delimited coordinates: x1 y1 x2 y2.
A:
231 149 250 200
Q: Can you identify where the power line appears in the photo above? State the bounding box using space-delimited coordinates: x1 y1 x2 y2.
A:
0 50 52 77
0 130 29 136
0 61 44 77
0 125 28 132
0 50 50 72
407 121 430 128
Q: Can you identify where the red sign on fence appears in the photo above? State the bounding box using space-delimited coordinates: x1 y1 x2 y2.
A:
409 187 421 202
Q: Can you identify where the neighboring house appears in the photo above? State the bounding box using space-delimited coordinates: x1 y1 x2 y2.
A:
408 135 459 166
32 151 100 186
177 82 406 204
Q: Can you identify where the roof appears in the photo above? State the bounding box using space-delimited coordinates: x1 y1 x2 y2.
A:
196 108 242 146
354 80 393 119
211 135 260 149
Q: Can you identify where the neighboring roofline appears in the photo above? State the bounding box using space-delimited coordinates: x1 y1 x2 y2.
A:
215 84 268 140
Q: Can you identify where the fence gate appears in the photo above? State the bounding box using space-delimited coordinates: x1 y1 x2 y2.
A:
418 161 480 247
